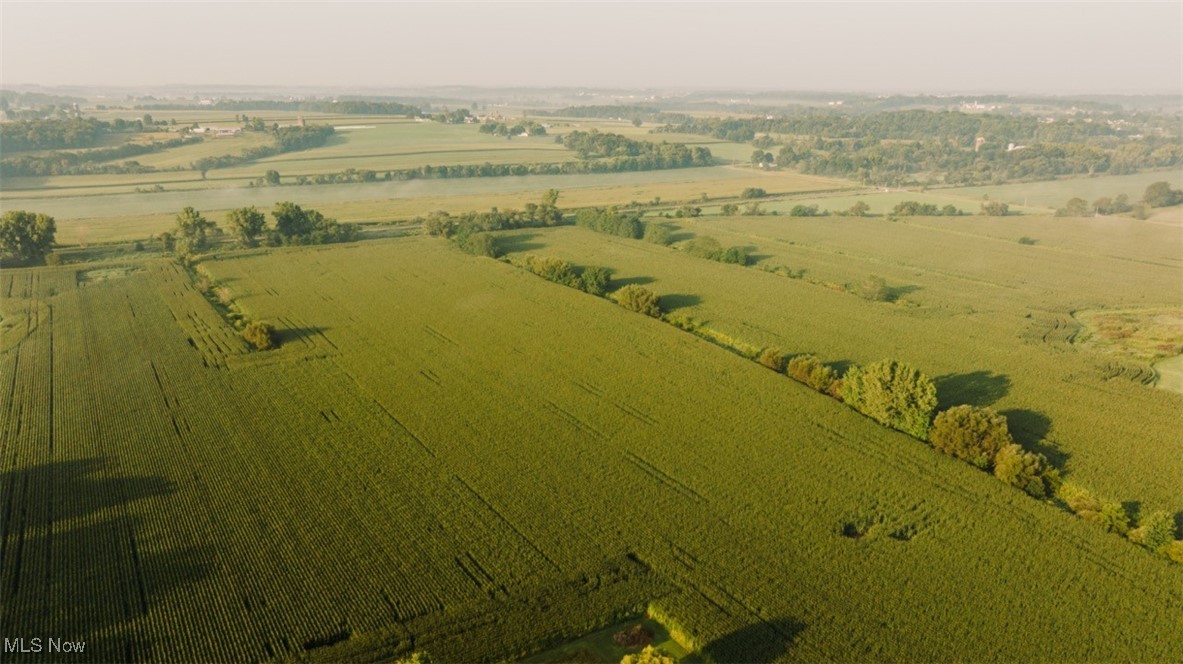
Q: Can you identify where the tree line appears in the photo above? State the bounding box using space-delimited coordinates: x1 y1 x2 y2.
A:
161 202 359 255
561 130 713 167
192 124 335 176
1056 181 1183 218
134 99 424 116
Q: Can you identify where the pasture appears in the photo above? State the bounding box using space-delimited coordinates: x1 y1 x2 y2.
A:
2 237 1181 662
946 169 1183 209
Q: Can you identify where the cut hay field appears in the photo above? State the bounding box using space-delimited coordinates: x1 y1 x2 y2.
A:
497 215 1183 514
2 238 1180 662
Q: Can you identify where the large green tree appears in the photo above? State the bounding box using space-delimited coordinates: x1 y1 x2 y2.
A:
931 405 1014 468
0 210 56 262
174 206 217 253
226 207 267 247
841 359 938 439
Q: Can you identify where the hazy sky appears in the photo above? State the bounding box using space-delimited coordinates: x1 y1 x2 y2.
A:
2 1 1181 95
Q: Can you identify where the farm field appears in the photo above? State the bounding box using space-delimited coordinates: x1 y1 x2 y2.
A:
15 168 849 245
946 170 1183 209
2 238 1181 662
496 216 1183 514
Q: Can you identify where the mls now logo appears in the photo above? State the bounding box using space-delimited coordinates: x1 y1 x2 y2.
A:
3 637 87 654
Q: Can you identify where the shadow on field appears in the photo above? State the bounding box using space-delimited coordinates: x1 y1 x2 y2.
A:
496 233 546 254
275 326 332 348
614 275 656 287
0 458 175 530
999 408 1069 467
659 293 702 311
935 371 1011 409
5 516 215 656
827 359 855 375
668 230 695 244
885 284 922 302
703 617 806 663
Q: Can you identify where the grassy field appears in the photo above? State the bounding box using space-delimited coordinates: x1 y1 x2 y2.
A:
946 170 1183 209
2 238 1180 662
497 215 1183 514
14 168 849 245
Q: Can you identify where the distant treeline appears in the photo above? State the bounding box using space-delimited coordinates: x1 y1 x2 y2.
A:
656 110 1182 186
192 125 335 174
1 136 198 177
561 130 713 167
135 99 423 116
0 117 110 151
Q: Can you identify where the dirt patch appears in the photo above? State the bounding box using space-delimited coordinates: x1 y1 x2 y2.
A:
613 624 654 649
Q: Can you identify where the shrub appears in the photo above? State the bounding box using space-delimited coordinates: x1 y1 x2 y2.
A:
980 201 1010 216
720 203 739 216
786 354 838 394
842 359 937 439
931 405 1014 469
524 255 579 287
756 348 787 371
579 265 611 296
613 285 662 317
642 223 672 245
457 231 498 257
1017 236 1036 245
1128 511 1176 551
242 321 278 351
858 275 889 302
1058 483 1129 535
740 187 766 199
993 444 1059 497
789 204 821 217
1164 540 1183 563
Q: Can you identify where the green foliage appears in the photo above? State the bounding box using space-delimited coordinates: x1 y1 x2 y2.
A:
562 130 712 168
720 203 739 216
1058 484 1130 535
842 360 938 439
271 202 358 245
756 348 787 372
683 236 749 265
620 646 674 664
226 206 268 247
242 321 278 351
740 187 767 199
174 206 217 254
786 354 839 395
523 255 580 287
576 208 643 239
0 210 57 263
642 223 673 245
1142 181 1183 208
1055 197 1090 217
788 204 822 217
979 201 1010 216
931 405 1014 469
674 204 701 218
893 200 960 216
993 444 1058 497
455 229 498 258
1128 511 1177 551
613 285 662 317
479 119 546 137
579 265 611 296
846 200 870 217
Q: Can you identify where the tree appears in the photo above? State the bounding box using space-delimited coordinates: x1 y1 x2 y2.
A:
1055 197 1090 217
857 275 889 302
242 321 278 350
993 444 1058 497
613 285 662 317
931 405 1014 468
541 188 561 208
847 200 870 217
756 348 787 371
786 354 839 394
621 646 674 664
643 223 672 245
1128 511 1176 551
980 201 1009 216
741 187 767 199
841 359 938 439
226 207 268 247
1143 181 1183 208
579 265 610 296
174 206 216 254
264 169 281 186
631 117 643 128
273 201 316 238
1058 483 1130 535
720 203 739 216
0 210 56 263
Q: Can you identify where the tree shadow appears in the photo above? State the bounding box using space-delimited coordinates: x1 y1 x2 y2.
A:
885 284 922 302
614 275 656 287
702 618 806 663
999 408 1069 467
1 458 175 530
495 232 545 254
935 371 1011 409
827 359 855 376
659 293 702 311
668 230 695 243
275 326 332 348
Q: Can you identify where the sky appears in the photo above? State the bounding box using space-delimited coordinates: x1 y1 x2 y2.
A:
2 1 1181 95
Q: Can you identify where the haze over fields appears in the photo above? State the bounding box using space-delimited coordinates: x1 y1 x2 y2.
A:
1 2 1181 663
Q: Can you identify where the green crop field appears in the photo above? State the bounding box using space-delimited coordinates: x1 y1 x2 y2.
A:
2 237 1181 662
496 215 1183 514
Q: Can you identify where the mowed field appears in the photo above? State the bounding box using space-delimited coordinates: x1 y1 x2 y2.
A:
2 238 1181 662
497 214 1183 514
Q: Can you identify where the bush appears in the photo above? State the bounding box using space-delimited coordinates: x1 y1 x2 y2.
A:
1058 483 1129 535
980 201 1010 216
788 204 821 217
642 223 673 245
524 255 579 287
1128 511 1176 551
579 265 611 296
786 354 839 394
720 203 739 216
931 405 1014 469
1164 540 1183 563
457 231 498 258
842 359 937 439
740 187 766 199
858 275 889 302
993 444 1059 497
242 321 277 351
756 348 787 371
613 285 662 317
